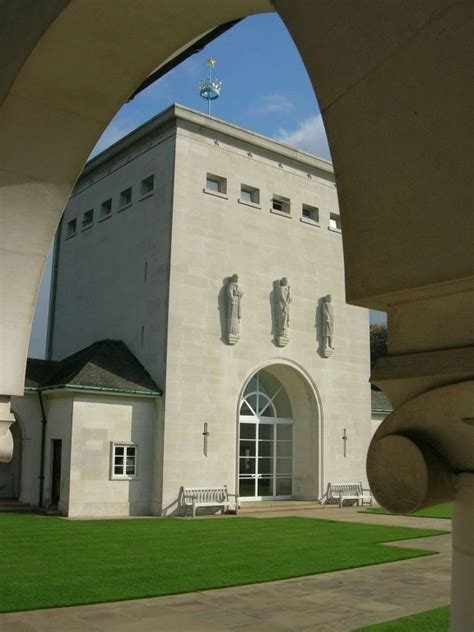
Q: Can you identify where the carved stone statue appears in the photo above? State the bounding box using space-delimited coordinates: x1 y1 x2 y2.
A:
322 294 335 357
276 277 292 347
226 274 243 344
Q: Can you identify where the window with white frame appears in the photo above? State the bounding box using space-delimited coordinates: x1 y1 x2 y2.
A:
240 184 260 205
82 209 94 229
271 195 291 215
329 212 341 232
111 443 138 479
140 175 154 197
205 173 227 195
301 204 319 224
66 218 77 238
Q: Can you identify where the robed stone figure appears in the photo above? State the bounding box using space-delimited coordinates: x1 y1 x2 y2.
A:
322 294 335 357
276 277 292 346
226 274 243 344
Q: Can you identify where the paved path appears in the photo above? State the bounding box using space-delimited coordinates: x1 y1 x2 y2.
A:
0 508 451 632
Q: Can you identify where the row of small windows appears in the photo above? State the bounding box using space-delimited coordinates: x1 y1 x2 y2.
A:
65 175 154 239
205 173 341 232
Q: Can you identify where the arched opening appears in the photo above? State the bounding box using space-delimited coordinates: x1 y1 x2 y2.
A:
238 364 320 502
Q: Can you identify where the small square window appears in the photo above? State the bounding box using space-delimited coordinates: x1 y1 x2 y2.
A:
206 173 227 194
66 219 77 238
271 195 290 215
240 184 260 205
141 175 154 197
120 187 132 208
329 213 341 231
111 443 138 479
100 198 112 219
302 204 319 223
82 209 94 229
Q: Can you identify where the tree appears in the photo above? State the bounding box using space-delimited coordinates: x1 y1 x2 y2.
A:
370 324 388 369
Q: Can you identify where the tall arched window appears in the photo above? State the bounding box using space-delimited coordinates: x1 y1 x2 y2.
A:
239 370 293 500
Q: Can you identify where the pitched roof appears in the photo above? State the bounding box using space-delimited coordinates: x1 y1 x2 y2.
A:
25 340 162 396
371 389 393 414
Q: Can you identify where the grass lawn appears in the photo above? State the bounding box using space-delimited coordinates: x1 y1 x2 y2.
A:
363 503 452 520
0 514 447 613
354 605 450 631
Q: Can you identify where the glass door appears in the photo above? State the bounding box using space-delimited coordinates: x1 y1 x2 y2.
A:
238 370 293 501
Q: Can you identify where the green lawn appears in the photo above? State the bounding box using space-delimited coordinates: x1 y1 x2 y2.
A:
354 605 450 631
363 503 452 520
0 514 447 613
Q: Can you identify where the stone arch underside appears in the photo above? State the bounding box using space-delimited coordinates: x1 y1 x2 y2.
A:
1 0 472 399
1 3 473 628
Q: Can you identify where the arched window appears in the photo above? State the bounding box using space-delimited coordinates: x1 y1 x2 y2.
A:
240 370 292 420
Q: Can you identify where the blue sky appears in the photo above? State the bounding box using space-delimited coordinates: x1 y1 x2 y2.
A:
29 13 385 358
91 13 330 160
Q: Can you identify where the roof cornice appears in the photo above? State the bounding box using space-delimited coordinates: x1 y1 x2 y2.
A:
82 104 334 179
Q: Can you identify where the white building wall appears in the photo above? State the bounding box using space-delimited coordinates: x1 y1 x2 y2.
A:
67 394 155 517
41 394 73 514
51 126 176 388
159 113 370 513
48 106 371 516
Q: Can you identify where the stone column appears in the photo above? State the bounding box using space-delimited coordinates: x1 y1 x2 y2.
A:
452 474 474 632
0 396 15 463
367 293 474 632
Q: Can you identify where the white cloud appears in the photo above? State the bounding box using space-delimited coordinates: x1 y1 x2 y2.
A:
276 114 331 161
250 93 294 115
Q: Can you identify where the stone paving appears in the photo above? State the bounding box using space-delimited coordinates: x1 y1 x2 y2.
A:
0 506 451 632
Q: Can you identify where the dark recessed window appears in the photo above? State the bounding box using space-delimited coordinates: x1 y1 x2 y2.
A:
329 213 341 231
100 198 112 219
141 175 154 197
82 209 94 229
66 219 77 238
206 173 227 194
302 204 319 223
272 195 290 214
120 187 132 208
240 184 260 205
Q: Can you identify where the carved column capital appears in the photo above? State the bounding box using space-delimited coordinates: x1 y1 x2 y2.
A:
0 398 15 463
367 380 473 513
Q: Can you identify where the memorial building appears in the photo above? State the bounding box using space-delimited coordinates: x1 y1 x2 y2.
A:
4 105 371 517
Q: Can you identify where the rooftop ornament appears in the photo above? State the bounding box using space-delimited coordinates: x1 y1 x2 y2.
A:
199 57 222 116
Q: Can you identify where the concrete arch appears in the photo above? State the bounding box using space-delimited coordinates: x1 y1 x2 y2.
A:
0 0 272 397
1 3 473 627
1 1 472 398
237 359 324 499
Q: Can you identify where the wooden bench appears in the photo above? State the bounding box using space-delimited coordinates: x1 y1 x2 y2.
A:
181 485 239 518
320 482 372 508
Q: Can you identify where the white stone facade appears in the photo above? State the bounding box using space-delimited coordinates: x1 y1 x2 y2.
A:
9 105 370 517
